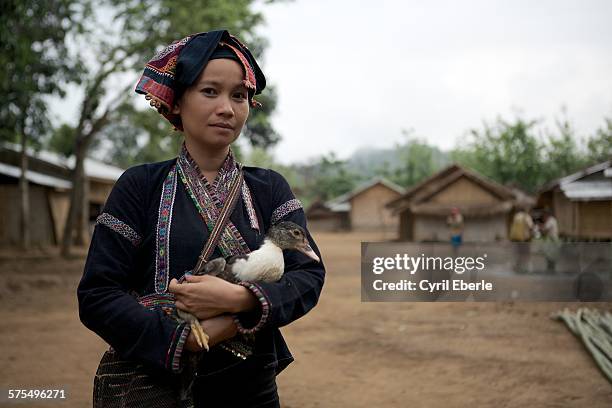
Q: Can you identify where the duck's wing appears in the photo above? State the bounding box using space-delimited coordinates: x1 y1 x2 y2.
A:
194 256 239 283
196 257 226 276
221 255 249 283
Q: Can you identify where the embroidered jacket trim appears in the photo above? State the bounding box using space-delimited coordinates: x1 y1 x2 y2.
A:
96 212 142 246
271 198 303 225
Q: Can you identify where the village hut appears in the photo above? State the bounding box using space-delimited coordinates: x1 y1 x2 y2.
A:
386 164 534 242
537 160 612 240
0 143 123 247
307 177 404 233
305 198 350 232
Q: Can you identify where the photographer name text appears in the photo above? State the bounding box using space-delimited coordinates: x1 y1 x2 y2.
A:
372 279 493 292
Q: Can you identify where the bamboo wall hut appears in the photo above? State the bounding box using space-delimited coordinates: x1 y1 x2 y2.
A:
307 178 403 233
387 164 534 242
537 160 612 240
348 178 404 232
0 143 123 247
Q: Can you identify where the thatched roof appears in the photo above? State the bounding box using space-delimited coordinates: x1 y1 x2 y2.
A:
344 177 404 201
330 177 404 206
386 164 534 216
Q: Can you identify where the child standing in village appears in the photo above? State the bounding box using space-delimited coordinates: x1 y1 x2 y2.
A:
447 207 464 253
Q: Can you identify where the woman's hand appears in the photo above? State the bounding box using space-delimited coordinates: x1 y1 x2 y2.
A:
169 275 258 319
184 315 237 352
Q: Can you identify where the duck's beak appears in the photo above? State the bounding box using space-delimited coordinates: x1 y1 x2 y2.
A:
297 238 320 262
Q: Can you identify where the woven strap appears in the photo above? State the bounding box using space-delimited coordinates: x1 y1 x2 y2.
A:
193 166 244 273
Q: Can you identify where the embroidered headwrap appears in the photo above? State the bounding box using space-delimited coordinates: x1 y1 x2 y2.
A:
135 30 266 130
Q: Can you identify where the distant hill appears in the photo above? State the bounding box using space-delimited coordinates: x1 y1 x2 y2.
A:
345 145 451 185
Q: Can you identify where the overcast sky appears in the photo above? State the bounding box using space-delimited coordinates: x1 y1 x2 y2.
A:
253 0 612 164
50 0 612 165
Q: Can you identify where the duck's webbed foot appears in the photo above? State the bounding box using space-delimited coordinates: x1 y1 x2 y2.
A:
177 309 210 351
190 320 210 351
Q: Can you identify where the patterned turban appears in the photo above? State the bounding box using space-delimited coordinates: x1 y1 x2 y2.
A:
135 30 266 131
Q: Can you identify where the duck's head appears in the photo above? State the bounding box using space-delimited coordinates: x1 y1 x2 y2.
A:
267 221 320 262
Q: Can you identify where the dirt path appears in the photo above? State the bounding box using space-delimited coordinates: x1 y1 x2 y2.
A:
0 233 610 407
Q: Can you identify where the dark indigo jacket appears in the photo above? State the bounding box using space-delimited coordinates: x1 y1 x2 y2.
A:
77 158 325 375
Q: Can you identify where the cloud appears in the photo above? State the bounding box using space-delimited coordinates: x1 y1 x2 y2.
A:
257 0 612 164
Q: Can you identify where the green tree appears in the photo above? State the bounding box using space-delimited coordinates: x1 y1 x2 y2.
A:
541 117 589 184
586 117 612 163
95 103 182 169
1 0 86 248
390 131 441 188
241 85 281 149
451 117 543 192
48 123 103 157
302 153 358 204
450 113 609 192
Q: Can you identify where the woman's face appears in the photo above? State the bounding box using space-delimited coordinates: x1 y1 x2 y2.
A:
174 58 250 150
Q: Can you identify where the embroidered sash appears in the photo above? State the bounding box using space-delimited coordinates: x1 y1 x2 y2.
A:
153 144 258 294
177 147 251 259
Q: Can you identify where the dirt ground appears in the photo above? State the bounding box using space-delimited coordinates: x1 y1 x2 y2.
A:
1 232 611 407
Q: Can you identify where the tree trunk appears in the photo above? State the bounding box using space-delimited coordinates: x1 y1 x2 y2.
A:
75 169 89 246
60 137 87 257
60 75 123 257
19 131 30 250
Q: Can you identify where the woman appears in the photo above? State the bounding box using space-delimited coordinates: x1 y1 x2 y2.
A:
78 30 325 407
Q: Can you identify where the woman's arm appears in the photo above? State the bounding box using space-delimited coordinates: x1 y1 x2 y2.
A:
233 170 326 333
184 315 237 352
78 166 191 373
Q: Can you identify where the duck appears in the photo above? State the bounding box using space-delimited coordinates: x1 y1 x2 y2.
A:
178 221 320 350
174 221 320 407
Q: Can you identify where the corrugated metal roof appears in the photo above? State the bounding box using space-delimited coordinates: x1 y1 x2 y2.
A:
1 142 124 182
0 162 72 189
562 180 612 200
547 161 612 201
82 158 124 181
328 201 350 212
540 160 611 193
